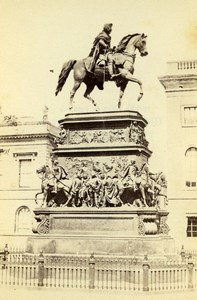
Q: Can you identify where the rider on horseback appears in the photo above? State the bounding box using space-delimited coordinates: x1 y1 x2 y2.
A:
88 23 118 81
52 160 68 193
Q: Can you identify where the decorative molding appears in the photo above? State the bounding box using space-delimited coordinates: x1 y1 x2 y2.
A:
138 216 146 235
13 152 38 158
0 148 10 155
0 133 56 141
159 216 170 235
33 214 50 234
55 124 148 147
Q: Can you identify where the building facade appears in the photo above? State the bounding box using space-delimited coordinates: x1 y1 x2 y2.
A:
0 112 58 248
159 59 197 249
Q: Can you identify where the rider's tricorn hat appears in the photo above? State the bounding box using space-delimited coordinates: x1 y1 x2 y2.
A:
103 23 113 32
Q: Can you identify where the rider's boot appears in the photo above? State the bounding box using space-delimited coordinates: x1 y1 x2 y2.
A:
108 61 120 80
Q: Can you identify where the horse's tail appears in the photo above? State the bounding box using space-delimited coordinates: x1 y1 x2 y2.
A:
55 59 77 96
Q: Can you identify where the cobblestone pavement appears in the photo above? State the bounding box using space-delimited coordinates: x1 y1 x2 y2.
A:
0 287 196 300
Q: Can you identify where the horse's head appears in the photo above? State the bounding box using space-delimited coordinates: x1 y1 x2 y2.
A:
36 165 51 175
135 33 148 57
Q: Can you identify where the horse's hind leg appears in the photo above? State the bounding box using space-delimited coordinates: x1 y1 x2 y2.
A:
84 83 98 110
70 80 82 110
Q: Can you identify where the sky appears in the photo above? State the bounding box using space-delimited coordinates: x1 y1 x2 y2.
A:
0 0 197 172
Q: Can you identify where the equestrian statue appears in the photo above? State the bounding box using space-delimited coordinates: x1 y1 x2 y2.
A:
55 24 148 110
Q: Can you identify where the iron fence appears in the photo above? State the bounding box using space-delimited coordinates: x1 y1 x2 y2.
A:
0 244 197 292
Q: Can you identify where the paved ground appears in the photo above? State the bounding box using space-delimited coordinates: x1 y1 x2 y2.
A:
0 286 196 300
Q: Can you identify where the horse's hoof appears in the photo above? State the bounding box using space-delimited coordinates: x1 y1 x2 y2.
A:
137 93 143 102
93 102 98 109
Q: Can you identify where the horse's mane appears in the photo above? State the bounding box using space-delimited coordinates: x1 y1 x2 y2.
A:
115 33 140 53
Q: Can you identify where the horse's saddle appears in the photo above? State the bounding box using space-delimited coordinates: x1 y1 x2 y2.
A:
97 52 128 67
96 54 108 67
85 53 128 74
84 56 110 81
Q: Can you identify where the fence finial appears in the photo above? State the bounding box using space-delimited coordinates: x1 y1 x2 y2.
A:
89 253 95 262
143 253 148 261
180 245 186 262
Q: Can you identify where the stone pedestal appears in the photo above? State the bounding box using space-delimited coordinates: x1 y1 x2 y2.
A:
28 207 174 256
31 110 173 257
53 110 152 169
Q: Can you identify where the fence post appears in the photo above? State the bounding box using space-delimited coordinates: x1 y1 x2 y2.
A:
142 254 150 292
38 251 44 287
180 245 186 263
187 256 194 289
89 253 95 289
2 243 9 269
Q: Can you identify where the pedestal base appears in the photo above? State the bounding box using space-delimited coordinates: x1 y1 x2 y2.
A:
28 207 175 257
27 234 175 257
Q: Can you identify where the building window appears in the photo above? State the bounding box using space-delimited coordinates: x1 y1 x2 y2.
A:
182 106 197 126
185 147 197 189
15 206 32 233
187 217 197 237
19 159 32 188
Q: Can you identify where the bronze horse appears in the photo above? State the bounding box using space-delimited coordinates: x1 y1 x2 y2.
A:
35 165 72 207
55 33 148 110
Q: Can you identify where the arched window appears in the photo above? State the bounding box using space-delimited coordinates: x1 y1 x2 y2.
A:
185 147 197 188
15 206 32 233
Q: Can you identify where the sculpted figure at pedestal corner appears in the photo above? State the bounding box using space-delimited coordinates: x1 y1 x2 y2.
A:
55 25 148 111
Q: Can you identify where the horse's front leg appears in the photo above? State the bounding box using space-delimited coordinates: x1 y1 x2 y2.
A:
118 83 127 109
119 69 143 102
35 193 39 204
35 190 43 205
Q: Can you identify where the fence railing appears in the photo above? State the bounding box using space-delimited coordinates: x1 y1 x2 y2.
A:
0 244 197 292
